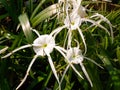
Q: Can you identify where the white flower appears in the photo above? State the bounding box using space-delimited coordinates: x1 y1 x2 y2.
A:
33 35 55 56
1 29 68 90
56 0 88 53
57 0 113 52
67 47 83 64
64 13 82 30
52 11 87 54
67 47 93 86
60 40 103 87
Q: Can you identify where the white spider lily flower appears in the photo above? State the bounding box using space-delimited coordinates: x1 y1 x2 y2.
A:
67 47 93 86
64 13 81 30
52 9 87 53
1 29 69 90
33 35 55 56
60 40 103 87
56 0 87 53
63 0 87 53
51 17 87 54
2 29 84 90
64 12 87 54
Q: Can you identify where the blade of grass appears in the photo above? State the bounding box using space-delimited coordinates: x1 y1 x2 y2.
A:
30 0 46 20
0 13 9 20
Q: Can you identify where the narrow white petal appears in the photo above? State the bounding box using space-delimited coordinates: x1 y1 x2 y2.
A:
84 57 104 69
45 50 60 89
31 28 41 37
77 0 82 6
55 46 67 53
63 29 70 48
0 46 8 54
77 27 87 55
67 29 72 49
82 18 110 35
50 25 66 38
74 39 80 49
16 55 38 90
1 44 32 59
80 63 93 87
70 63 84 79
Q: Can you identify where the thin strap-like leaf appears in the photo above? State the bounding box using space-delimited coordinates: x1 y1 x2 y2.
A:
31 4 59 27
30 0 46 20
19 13 33 43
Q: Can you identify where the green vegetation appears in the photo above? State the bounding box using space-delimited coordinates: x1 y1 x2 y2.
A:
0 0 120 90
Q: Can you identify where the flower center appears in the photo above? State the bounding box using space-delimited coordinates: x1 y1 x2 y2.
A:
71 21 75 25
72 54 76 58
72 54 80 59
42 43 47 48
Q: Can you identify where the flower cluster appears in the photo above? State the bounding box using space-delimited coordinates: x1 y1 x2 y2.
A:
1 0 113 90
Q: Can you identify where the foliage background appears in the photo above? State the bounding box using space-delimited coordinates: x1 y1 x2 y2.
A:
0 0 120 90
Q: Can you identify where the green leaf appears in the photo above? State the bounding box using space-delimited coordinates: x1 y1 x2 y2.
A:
30 0 46 20
98 50 120 90
31 3 59 27
0 13 9 20
116 46 120 63
18 13 33 43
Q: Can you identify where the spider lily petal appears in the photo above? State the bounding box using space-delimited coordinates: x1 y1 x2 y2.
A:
31 28 41 37
77 27 87 54
79 62 93 87
90 13 113 42
1 44 32 59
84 57 104 69
68 1 86 18
0 46 8 54
50 25 66 38
45 50 61 89
60 65 70 84
16 55 38 90
81 18 110 35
